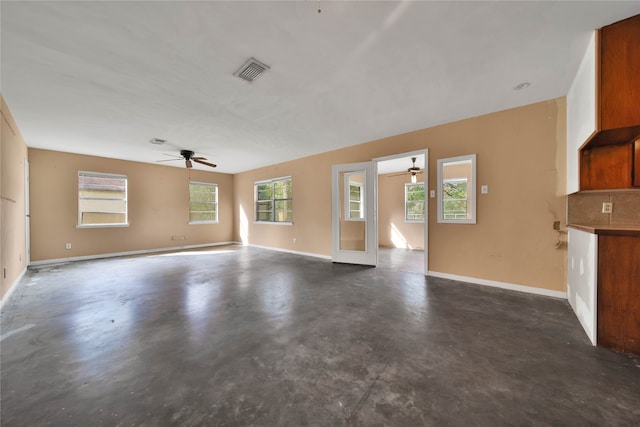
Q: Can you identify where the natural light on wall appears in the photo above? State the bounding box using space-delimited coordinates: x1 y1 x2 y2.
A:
390 223 412 249
239 204 249 244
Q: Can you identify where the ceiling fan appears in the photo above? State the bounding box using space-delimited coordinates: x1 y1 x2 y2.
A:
157 150 217 169
389 157 423 183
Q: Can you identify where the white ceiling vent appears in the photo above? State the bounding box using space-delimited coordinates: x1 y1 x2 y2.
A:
234 57 270 83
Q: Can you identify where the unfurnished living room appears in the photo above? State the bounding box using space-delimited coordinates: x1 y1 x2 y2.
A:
1 1 640 426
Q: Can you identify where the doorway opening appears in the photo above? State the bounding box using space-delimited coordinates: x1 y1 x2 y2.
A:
374 149 428 275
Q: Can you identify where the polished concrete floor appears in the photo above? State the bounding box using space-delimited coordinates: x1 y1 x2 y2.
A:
377 247 424 275
1 245 639 426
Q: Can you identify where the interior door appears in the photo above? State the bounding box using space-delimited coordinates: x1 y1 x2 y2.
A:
24 159 30 265
331 162 377 265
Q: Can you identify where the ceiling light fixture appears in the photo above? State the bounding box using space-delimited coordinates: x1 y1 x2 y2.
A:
513 82 531 90
411 174 417 184
234 57 270 83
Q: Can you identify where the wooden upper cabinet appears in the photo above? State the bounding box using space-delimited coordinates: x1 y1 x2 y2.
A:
581 144 633 190
600 14 640 131
588 14 640 147
580 14 640 190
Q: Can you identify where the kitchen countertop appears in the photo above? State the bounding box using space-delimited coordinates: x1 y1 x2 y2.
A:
568 223 640 237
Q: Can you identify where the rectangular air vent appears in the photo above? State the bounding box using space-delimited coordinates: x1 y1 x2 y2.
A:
234 57 270 82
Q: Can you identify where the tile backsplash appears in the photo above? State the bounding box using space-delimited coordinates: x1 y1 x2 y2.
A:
568 190 640 225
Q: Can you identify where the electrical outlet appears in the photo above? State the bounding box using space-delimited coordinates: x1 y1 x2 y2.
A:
602 202 613 214
65 243 71 250
429 190 436 198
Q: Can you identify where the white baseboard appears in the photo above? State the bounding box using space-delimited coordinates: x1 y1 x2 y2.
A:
243 243 331 260
428 270 567 299
29 242 236 266
1 267 27 309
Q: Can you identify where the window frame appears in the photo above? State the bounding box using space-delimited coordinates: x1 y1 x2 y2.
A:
254 176 293 224
405 182 425 222
77 171 128 228
189 181 219 224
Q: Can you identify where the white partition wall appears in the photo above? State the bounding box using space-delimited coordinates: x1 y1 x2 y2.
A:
566 32 597 194
567 228 598 345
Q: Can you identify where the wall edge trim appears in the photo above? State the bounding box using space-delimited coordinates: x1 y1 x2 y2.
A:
1 267 28 309
242 243 332 260
428 270 567 299
29 242 236 266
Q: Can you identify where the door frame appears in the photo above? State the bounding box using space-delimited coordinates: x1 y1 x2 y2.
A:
373 148 429 275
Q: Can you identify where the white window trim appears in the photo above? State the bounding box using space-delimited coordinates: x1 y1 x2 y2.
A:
437 154 476 224
405 182 425 223
189 181 219 224
77 171 128 228
254 176 293 224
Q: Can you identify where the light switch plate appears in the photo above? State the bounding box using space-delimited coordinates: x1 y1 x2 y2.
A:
481 185 488 194
430 190 436 198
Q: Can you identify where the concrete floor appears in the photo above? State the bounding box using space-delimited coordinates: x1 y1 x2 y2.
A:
1 245 639 426
377 247 424 275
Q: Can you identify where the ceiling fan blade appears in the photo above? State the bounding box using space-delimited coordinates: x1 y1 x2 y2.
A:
193 158 217 168
387 172 408 177
156 158 181 163
192 156 208 161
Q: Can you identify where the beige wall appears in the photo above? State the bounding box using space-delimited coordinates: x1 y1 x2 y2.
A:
29 149 234 261
378 173 424 250
3 96 567 293
234 98 567 291
1 95 29 300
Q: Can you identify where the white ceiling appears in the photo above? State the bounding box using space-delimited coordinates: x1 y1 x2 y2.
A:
2 1 640 174
377 154 425 175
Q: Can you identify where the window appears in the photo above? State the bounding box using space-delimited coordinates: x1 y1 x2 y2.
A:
189 182 218 223
255 177 292 223
437 154 476 224
442 178 468 220
405 183 425 221
344 172 365 221
348 182 364 220
78 171 127 227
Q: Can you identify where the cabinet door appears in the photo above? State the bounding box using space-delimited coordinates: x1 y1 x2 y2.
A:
600 14 640 131
597 235 640 354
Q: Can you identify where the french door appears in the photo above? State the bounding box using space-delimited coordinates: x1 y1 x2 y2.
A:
331 162 377 266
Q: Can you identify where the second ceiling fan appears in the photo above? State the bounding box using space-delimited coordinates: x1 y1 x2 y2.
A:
389 157 423 183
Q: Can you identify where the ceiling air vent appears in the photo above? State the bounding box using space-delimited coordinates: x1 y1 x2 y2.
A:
234 57 270 83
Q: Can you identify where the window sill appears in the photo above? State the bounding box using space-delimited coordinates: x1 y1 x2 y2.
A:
405 219 425 223
189 221 219 225
77 223 129 229
254 221 293 226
